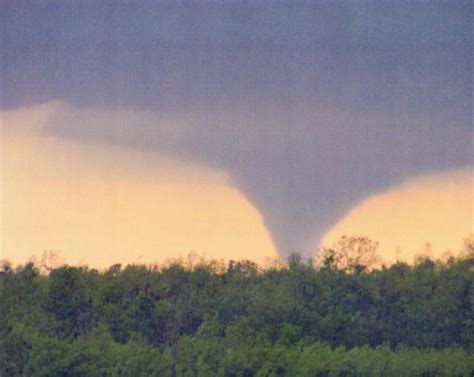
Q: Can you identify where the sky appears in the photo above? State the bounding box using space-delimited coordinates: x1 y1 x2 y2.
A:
1 1 472 266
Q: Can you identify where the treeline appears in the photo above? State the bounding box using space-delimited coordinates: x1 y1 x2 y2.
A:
1 238 473 376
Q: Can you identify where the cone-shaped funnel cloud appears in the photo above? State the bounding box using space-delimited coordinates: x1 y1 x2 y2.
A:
43 105 472 258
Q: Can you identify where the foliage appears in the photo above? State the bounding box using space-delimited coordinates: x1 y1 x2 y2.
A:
316 236 381 273
1 237 473 376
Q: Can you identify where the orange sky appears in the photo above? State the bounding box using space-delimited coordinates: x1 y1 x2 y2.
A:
1 104 278 268
1 104 472 268
321 170 473 264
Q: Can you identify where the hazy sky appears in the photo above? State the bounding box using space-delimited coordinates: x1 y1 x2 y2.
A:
1 1 472 263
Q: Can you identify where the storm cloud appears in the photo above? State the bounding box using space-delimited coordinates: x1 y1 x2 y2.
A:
2 1 472 257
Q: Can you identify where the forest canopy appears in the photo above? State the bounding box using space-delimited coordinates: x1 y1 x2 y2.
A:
1 236 473 376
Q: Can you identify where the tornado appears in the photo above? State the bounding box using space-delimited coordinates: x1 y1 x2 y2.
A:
44 105 472 259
